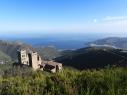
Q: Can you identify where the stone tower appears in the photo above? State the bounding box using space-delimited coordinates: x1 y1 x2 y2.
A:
18 49 42 70
18 49 29 65
28 52 42 70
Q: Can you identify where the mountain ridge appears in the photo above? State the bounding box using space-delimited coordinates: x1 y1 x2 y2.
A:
86 37 127 49
56 46 127 70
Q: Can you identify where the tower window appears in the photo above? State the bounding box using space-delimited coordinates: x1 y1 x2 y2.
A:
22 55 25 57
37 56 40 61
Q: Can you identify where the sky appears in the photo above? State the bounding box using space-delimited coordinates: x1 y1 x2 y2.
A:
0 0 127 37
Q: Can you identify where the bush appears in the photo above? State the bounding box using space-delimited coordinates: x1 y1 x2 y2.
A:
1 65 127 95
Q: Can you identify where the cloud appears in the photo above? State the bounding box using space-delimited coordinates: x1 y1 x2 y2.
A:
87 16 127 34
93 16 127 23
102 16 127 21
91 19 127 33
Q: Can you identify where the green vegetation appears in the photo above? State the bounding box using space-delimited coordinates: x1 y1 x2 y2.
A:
0 50 12 61
56 47 127 70
0 65 127 95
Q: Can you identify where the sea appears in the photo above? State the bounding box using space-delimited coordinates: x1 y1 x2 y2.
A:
0 32 126 50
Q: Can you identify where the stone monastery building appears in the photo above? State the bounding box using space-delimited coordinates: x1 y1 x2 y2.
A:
17 49 62 73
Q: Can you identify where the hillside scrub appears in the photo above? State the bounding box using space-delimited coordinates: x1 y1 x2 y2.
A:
0 65 127 95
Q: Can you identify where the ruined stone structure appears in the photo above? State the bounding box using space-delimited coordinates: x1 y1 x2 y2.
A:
18 49 42 70
18 50 29 65
17 49 62 73
43 61 62 73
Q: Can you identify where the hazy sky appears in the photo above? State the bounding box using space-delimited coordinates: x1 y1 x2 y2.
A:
0 0 127 36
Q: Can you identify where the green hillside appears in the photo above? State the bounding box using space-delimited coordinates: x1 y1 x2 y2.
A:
0 50 12 62
0 40 34 60
56 47 127 70
0 65 127 95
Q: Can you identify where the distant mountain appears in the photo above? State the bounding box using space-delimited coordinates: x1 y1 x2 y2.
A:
55 47 127 70
86 37 127 49
0 40 60 61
